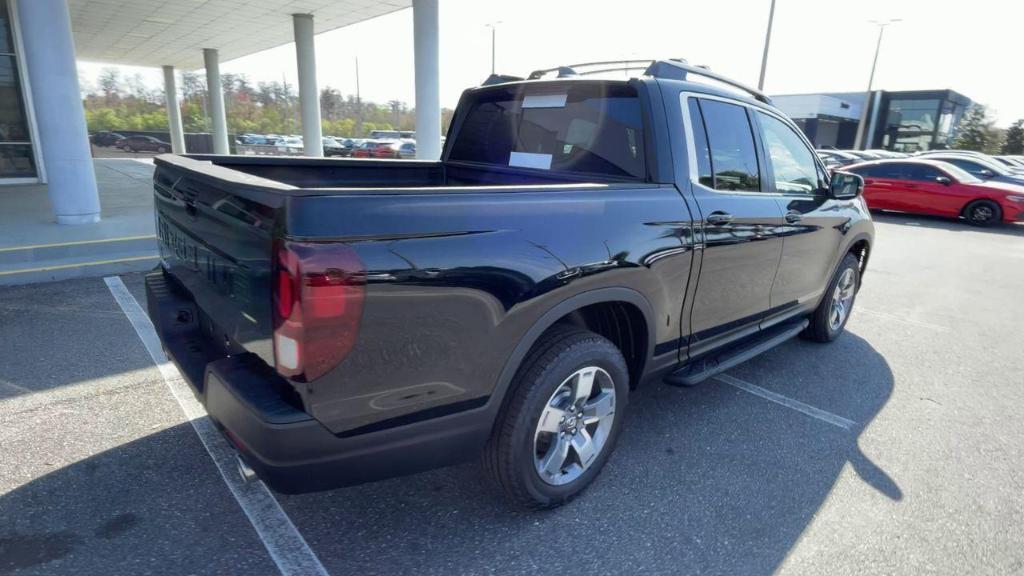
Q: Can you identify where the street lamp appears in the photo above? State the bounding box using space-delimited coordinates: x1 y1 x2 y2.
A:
853 18 902 150
485 21 502 75
757 0 777 91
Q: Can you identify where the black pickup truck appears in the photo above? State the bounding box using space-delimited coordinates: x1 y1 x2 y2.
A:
146 59 872 509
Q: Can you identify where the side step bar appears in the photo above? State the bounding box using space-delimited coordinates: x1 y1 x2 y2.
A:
665 319 809 387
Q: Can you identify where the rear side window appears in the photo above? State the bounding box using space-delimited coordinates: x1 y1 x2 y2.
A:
687 99 714 188
853 163 903 179
697 99 761 192
757 112 820 194
448 83 645 179
907 164 943 181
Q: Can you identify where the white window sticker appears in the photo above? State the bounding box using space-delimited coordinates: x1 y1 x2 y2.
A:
509 152 553 170
522 93 568 109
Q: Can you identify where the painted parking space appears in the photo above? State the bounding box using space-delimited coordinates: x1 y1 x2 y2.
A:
2 217 1024 575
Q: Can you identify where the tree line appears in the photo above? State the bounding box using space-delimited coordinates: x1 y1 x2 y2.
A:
953 105 1023 155
83 67 455 138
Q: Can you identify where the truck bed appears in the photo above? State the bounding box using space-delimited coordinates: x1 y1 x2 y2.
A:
178 154 636 192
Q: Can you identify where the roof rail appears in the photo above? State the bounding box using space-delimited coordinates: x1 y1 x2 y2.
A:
521 58 772 105
527 60 658 80
644 59 772 104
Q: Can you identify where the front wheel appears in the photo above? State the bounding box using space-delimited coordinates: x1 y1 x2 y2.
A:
483 326 629 509
803 253 860 342
962 199 1001 227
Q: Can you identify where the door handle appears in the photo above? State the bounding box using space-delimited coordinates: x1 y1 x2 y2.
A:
705 211 733 225
784 211 803 223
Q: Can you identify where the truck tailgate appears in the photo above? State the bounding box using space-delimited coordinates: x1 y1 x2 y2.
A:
153 156 289 367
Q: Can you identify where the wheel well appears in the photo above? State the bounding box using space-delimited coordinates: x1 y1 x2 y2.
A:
848 239 870 277
556 301 648 388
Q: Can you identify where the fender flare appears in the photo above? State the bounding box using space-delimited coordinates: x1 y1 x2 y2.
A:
482 287 657 420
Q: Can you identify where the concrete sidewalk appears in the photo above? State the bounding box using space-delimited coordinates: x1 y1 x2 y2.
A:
0 159 159 285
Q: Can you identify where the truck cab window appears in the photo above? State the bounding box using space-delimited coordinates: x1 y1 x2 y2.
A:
698 99 761 192
448 83 646 179
757 112 820 194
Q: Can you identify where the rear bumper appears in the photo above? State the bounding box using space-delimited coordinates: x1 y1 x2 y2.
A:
145 270 489 494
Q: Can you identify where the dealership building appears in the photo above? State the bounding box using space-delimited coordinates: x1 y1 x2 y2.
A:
1 0 433 225
772 89 972 153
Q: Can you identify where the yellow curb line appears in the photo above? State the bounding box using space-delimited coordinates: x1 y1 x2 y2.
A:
0 255 159 276
0 235 157 253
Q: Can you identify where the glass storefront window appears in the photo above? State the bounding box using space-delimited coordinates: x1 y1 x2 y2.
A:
1 0 37 179
884 98 941 153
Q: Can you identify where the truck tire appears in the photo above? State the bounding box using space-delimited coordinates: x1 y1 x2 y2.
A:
802 253 860 343
483 325 629 509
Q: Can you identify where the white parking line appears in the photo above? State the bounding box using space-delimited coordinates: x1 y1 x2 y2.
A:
715 373 857 431
103 276 329 576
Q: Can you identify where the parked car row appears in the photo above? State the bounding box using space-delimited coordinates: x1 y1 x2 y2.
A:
236 133 418 159
816 149 909 170
90 131 171 153
839 157 1024 227
351 139 416 159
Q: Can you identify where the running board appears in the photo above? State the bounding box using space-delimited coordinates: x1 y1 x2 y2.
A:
665 319 809 387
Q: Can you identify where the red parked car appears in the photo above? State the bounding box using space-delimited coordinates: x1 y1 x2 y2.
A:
844 159 1024 226
372 140 402 159
351 140 400 158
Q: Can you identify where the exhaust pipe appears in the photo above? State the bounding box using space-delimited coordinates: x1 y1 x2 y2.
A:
236 454 257 483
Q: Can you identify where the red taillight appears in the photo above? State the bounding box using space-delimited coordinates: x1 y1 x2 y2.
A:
272 240 365 382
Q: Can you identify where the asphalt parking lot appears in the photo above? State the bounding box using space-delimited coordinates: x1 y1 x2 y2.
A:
2 213 1023 576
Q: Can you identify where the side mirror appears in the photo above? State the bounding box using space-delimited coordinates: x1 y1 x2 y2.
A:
829 171 864 199
935 176 952 186
979 169 994 178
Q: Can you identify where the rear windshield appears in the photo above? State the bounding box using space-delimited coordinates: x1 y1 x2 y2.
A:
448 83 646 180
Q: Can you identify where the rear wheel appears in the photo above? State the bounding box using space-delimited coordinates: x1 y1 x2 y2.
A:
962 199 1001 227
803 253 860 342
483 325 628 509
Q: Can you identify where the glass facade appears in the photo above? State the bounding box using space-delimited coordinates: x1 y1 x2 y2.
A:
875 92 971 153
0 0 37 179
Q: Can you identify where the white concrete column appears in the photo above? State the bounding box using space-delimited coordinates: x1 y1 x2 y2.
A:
16 0 100 224
293 14 323 157
413 0 441 160
162 66 186 154
203 48 229 154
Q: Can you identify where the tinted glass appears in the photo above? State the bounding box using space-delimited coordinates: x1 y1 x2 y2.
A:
0 143 36 178
0 55 31 142
698 99 760 192
757 112 819 194
907 164 943 181
687 99 713 188
866 163 907 179
449 83 645 179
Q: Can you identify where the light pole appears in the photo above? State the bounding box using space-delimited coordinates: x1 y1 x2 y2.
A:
757 0 777 91
854 18 901 149
485 21 502 74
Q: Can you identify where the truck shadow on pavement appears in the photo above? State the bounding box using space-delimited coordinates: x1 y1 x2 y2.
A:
0 332 895 576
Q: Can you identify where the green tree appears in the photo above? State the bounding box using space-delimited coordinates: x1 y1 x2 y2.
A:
83 69 455 140
1002 119 1024 155
953 105 1003 154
